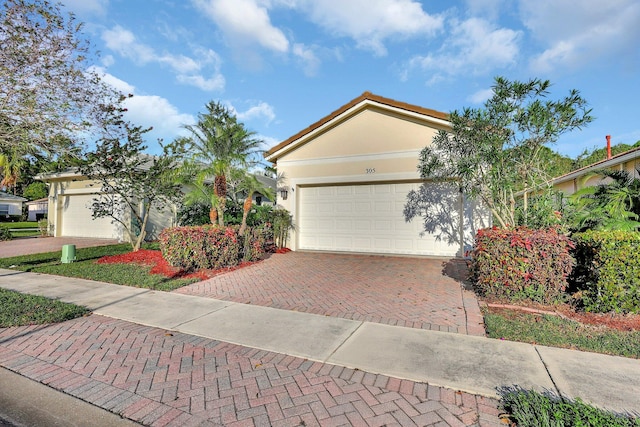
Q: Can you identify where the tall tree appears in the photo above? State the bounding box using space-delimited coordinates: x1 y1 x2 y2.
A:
414 77 593 229
174 101 263 226
0 0 115 158
80 103 182 251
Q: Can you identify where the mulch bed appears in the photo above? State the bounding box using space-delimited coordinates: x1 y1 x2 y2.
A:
96 249 260 282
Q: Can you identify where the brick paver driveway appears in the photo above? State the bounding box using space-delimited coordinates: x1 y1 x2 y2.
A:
0 237 120 258
176 252 485 336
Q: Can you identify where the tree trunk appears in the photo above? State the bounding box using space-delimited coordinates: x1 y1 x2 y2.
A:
239 192 253 236
214 174 227 226
209 208 217 224
132 209 150 252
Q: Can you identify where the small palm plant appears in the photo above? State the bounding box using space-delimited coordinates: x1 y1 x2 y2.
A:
568 167 640 232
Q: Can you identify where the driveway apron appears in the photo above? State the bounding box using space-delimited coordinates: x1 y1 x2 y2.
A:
175 252 485 336
0 237 120 258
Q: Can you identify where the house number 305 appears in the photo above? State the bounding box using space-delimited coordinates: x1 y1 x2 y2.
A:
365 168 376 174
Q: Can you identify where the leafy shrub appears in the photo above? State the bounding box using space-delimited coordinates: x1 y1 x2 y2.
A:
160 225 274 271
241 224 274 262
225 201 273 227
470 227 575 304
500 387 640 427
160 226 241 271
177 202 211 226
0 227 12 241
38 219 48 236
571 230 640 313
272 208 293 249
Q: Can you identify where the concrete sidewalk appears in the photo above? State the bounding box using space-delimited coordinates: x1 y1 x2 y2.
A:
1 268 639 418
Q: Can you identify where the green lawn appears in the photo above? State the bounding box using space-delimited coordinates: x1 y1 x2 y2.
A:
500 387 640 427
0 221 41 238
0 244 200 291
484 307 640 359
0 287 89 327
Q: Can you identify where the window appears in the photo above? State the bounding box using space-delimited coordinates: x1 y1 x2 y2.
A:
0 204 9 216
256 196 262 206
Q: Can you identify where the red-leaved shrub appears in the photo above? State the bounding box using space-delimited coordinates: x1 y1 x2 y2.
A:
160 225 241 271
469 227 575 304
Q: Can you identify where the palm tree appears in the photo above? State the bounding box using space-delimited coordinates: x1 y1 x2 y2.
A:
237 173 274 236
568 167 640 231
178 102 263 226
0 151 25 192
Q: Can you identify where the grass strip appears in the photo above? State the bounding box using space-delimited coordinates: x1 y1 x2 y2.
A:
484 308 640 359
0 288 89 327
500 387 640 427
0 244 199 291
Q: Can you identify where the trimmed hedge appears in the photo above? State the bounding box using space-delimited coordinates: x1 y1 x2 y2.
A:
160 226 240 271
159 225 273 271
571 230 640 314
470 227 575 304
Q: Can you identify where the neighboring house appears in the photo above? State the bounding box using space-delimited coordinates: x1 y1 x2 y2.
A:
0 192 27 219
553 146 640 195
253 174 276 206
26 198 48 221
36 168 277 241
265 92 489 257
35 169 176 241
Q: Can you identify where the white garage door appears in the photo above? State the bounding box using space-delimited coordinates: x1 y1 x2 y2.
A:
298 183 462 256
60 195 120 239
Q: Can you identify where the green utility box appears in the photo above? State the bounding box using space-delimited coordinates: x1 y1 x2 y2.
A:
61 244 76 263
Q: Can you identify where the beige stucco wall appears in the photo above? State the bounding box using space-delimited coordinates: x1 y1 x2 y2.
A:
553 155 640 196
273 106 451 250
43 175 176 241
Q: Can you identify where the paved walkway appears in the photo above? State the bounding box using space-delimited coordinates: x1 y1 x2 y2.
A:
1 269 640 427
0 237 120 258
176 253 485 336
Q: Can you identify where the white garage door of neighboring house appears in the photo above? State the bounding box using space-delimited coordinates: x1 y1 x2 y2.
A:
298 183 461 256
60 195 120 239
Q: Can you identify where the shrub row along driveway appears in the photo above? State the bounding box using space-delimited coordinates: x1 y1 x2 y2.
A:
176 252 485 336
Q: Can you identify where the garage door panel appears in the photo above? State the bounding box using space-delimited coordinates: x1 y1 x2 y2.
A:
60 195 120 239
298 183 461 256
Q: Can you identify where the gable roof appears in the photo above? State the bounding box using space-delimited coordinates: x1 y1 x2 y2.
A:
552 146 640 185
0 192 27 202
265 92 450 163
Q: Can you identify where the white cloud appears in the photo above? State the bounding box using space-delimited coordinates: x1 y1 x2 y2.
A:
405 17 521 82
101 26 225 91
292 43 321 76
259 135 281 149
101 54 115 68
62 0 108 16
192 0 289 52
102 26 158 65
89 67 194 145
298 0 443 56
468 88 493 104
520 0 640 73
235 102 276 124
124 95 195 143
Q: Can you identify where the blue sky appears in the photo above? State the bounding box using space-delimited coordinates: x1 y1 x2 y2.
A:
63 0 640 159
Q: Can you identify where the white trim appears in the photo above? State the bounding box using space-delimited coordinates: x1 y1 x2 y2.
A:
277 149 421 167
291 171 422 187
59 187 106 195
266 99 450 162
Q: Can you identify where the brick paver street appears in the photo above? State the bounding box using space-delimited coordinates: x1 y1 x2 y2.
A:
0 315 502 426
175 252 485 336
